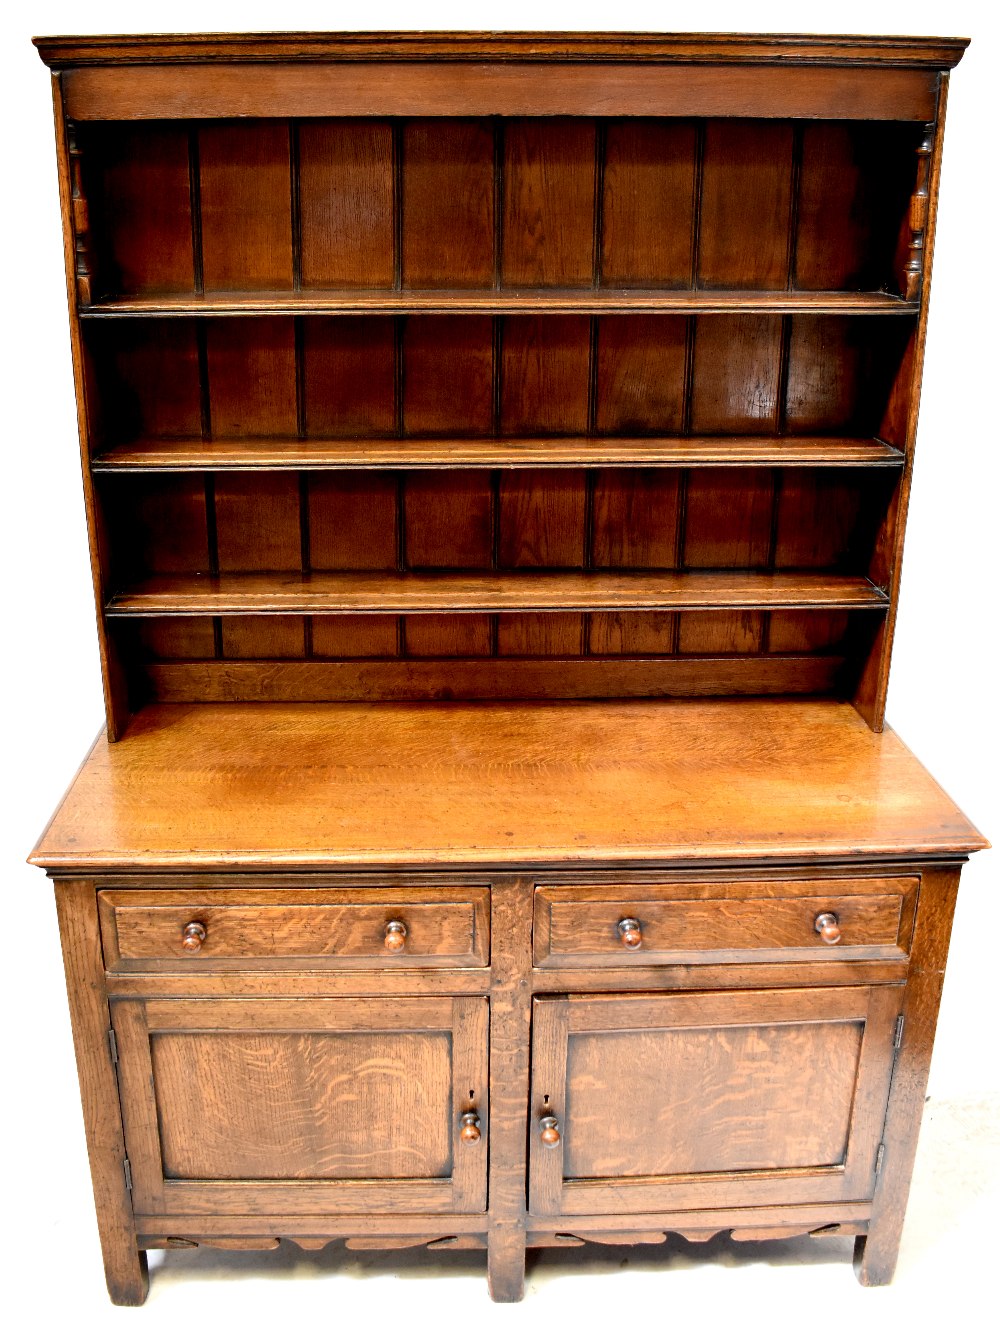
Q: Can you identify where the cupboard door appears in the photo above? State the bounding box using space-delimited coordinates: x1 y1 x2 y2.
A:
111 996 487 1215
529 986 902 1215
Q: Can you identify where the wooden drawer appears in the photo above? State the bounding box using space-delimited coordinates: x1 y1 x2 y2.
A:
533 876 918 968
99 887 490 970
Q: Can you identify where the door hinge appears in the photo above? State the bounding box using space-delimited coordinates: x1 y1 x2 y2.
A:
108 1028 119 1069
894 1015 905 1050
874 1143 886 1184
123 1157 133 1193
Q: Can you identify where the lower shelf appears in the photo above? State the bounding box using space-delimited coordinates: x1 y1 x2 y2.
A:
107 570 889 616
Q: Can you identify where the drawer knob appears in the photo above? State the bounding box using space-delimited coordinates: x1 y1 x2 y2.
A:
384 919 408 953
617 917 643 949
539 1115 561 1147
181 921 207 953
459 1110 482 1143
814 912 842 945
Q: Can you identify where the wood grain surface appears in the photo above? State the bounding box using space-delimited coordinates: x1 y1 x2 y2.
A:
80 289 918 316
106 570 889 616
99 885 490 968
30 701 985 870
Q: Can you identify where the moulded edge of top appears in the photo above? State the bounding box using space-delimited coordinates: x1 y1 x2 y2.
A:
32 30 971 70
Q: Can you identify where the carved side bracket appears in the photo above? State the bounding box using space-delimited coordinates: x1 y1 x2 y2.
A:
66 121 94 305
903 122 935 300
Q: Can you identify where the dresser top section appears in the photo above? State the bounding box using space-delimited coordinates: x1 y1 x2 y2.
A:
30 701 986 872
33 30 969 70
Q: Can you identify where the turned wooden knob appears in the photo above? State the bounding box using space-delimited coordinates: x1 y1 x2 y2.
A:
814 912 842 945
459 1110 482 1143
617 917 643 949
384 919 408 953
181 921 207 953
539 1115 561 1146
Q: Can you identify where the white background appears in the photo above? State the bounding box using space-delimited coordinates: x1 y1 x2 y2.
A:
1 2 996 1316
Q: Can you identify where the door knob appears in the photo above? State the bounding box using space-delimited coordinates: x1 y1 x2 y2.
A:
539 1115 561 1146
459 1110 482 1143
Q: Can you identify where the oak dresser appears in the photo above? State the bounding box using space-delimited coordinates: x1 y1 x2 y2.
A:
30 30 987 1305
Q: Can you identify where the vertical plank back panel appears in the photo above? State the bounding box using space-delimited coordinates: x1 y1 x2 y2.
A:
303 319 396 437
591 472 681 568
221 617 307 658
405 615 493 656
501 317 591 435
601 120 697 287
90 123 194 296
206 319 297 436
498 472 587 568
199 122 293 291
107 475 209 578
93 321 202 439
496 614 584 656
405 473 493 568
785 317 867 434
690 316 783 434
596 317 687 433
795 124 875 291
590 613 677 655
768 610 852 654
678 611 765 653
299 120 394 289
129 618 217 659
402 119 495 288
309 474 398 569
795 122 918 293
774 473 865 570
312 616 400 657
698 121 793 289
503 120 596 287
214 473 302 572
404 317 494 435
684 471 774 568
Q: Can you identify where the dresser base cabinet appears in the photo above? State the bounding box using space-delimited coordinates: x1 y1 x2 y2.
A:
48 851 969 1304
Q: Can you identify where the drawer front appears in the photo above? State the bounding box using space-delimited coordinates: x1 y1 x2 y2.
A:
99 887 490 970
533 876 918 968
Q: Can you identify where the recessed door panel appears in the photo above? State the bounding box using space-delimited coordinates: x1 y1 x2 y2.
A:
112 995 488 1215
529 986 902 1215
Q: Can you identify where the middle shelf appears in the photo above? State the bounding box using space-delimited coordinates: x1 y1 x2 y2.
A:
106 571 890 617
92 435 906 473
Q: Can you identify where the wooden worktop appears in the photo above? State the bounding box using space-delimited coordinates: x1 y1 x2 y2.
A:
30 701 986 872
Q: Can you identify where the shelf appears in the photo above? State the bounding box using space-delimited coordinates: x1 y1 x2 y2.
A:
106 571 889 617
93 435 905 473
80 289 919 318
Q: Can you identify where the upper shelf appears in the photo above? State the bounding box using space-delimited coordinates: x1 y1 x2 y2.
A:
79 290 919 319
93 435 906 473
106 570 889 617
